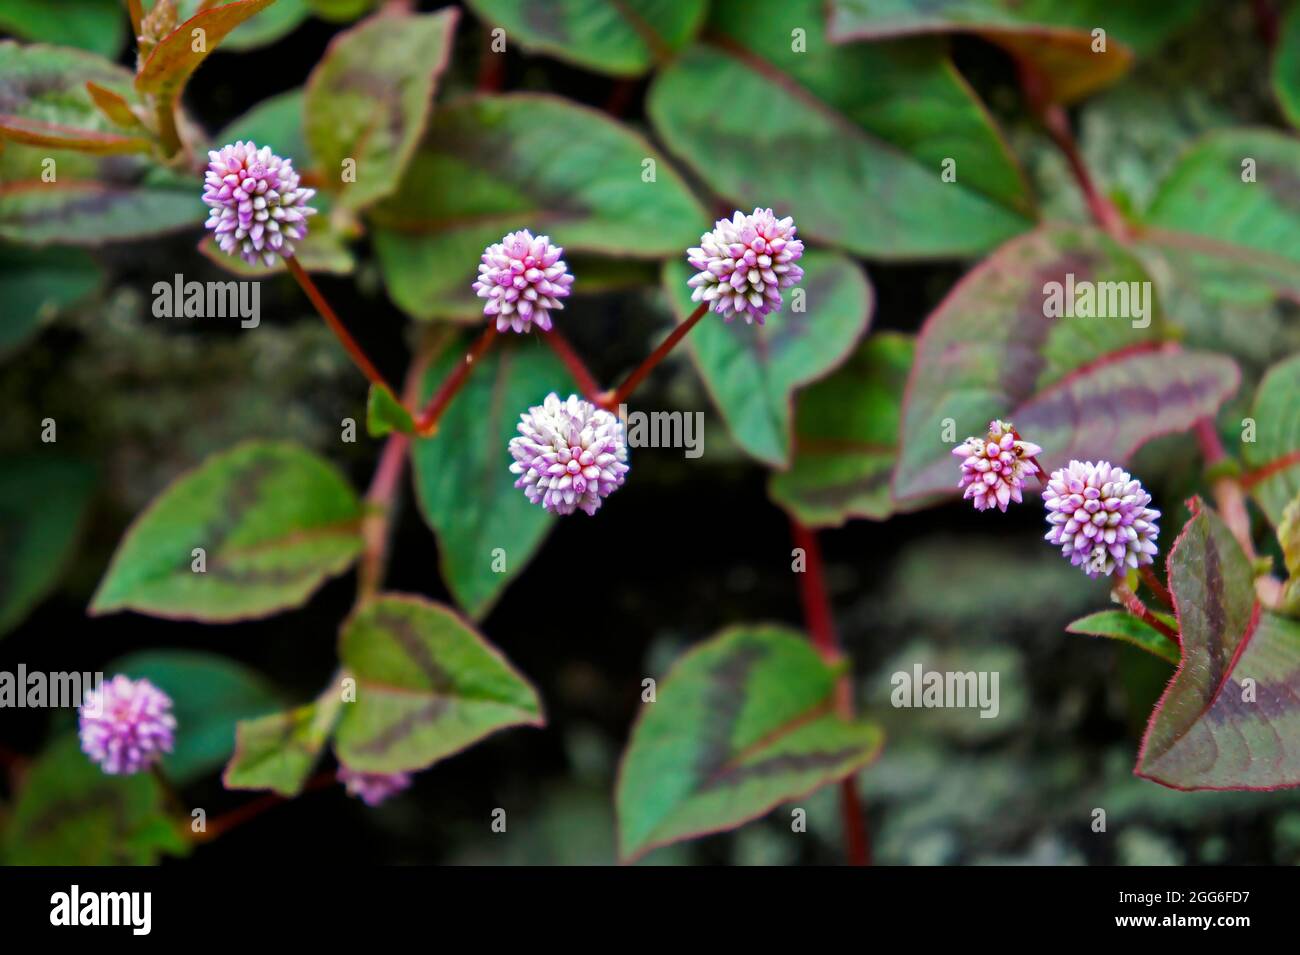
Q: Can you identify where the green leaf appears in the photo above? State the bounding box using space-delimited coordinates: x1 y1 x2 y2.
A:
4 736 188 865
371 93 706 321
0 0 128 58
1140 130 1300 301
90 441 364 622
0 244 102 356
366 383 415 437
411 333 574 619
306 0 375 21
1066 610 1180 666
333 594 543 773
1243 353 1300 528
464 0 706 76
616 625 883 862
224 696 340 796
0 148 202 245
215 88 311 167
827 0 1204 103
1274 1 1300 129
661 250 873 467
647 0 1032 261
893 226 1239 503
183 0 310 51
769 333 914 527
108 651 284 784
0 457 96 637
304 8 458 211
1137 503 1300 790
0 41 152 154
136 0 279 103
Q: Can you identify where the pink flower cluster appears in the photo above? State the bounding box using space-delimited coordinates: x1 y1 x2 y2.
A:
1043 460 1161 578
508 393 629 516
473 230 574 333
203 141 316 267
687 208 805 324
79 675 176 775
952 419 1043 512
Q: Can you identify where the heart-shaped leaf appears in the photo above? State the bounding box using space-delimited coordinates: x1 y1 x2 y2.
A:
108 651 284 784
0 0 128 58
5 736 189 865
464 0 706 76
370 93 706 321
1137 502 1300 790
893 225 1239 503
0 456 96 637
411 333 574 619
0 42 152 154
90 441 363 622
304 7 458 211
136 0 280 103
1066 610 1180 666
827 0 1203 103
1243 353 1300 528
769 333 914 527
333 594 543 773
661 250 873 468
617 625 883 862
647 0 1033 261
0 244 102 357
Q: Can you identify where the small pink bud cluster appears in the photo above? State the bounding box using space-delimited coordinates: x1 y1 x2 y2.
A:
508 393 629 516
203 141 316 267
687 208 805 324
952 419 1043 512
79 675 176 775
473 230 574 333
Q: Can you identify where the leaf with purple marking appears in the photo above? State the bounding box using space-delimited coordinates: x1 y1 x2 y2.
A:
769 333 914 527
369 93 706 321
463 0 706 76
304 8 458 211
224 696 341 796
616 626 883 862
0 42 152 154
333 594 543 774
892 226 1239 503
661 250 874 468
90 441 363 622
826 0 1204 104
1137 503 1300 790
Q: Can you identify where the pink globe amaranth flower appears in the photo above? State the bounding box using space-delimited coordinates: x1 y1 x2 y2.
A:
687 207 805 325
953 419 1043 512
508 392 629 516
203 141 316 267
1044 460 1160 578
473 230 574 333
337 766 411 807
78 675 176 776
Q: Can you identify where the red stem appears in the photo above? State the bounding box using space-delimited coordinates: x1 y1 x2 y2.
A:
1114 580 1180 646
605 302 709 409
477 23 505 91
413 325 499 435
286 256 394 395
544 329 604 403
197 772 335 843
1139 566 1172 608
1041 104 1128 239
1194 417 1258 562
1239 449 1300 489
790 519 870 866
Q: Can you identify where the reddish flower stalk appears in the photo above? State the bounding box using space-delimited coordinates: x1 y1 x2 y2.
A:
285 256 395 396
790 519 870 867
1114 580 1180 646
413 324 499 435
1139 566 1173 608
604 302 709 409
544 329 603 403
1193 417 1258 562
194 772 335 843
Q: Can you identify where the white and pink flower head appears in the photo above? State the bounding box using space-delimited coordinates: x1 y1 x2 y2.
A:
79 675 176 776
687 208 804 325
1044 460 1160 578
508 393 629 516
203 140 316 267
953 419 1043 512
473 230 574 333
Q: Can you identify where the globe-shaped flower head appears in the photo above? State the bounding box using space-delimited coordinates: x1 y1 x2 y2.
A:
687 208 805 324
203 141 316 267
79 675 176 775
508 393 629 516
953 419 1043 512
1043 460 1160 578
473 230 574 333
337 766 412 807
